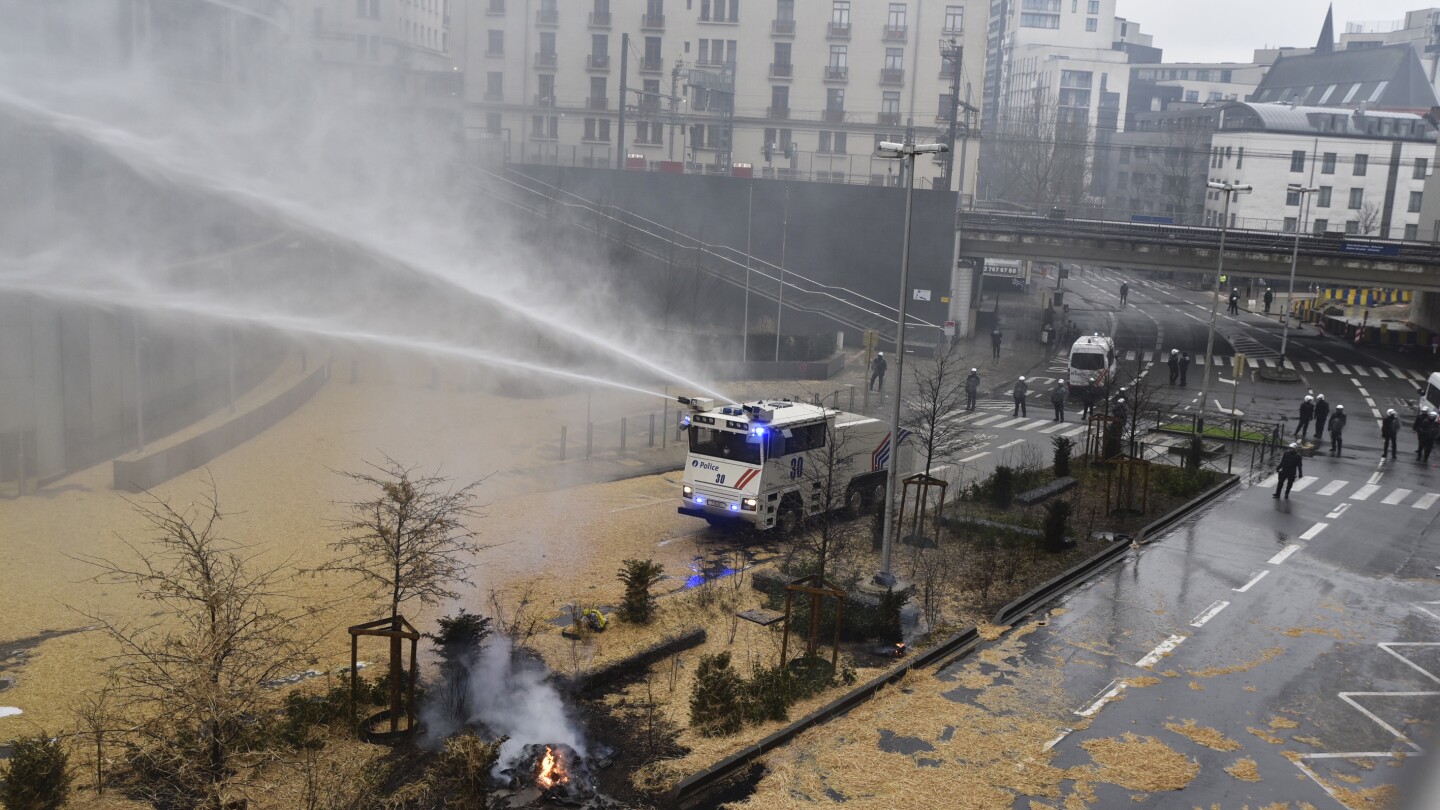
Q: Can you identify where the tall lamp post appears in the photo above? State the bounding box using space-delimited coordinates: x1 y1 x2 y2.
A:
873 139 948 588
1198 180 1253 435
1281 185 1317 360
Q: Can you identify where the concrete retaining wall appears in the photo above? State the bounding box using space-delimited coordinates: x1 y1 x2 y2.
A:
112 362 330 492
704 352 846 381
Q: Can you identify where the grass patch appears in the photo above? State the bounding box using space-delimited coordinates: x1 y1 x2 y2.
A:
1159 423 1268 443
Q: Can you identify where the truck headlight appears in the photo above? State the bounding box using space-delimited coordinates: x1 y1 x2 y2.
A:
682 485 694 498
741 498 758 511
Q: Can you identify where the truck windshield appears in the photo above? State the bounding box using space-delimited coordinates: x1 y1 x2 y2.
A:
689 428 762 465
1071 352 1106 370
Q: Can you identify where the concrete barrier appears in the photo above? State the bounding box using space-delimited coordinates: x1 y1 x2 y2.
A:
702 352 846 382
112 363 330 492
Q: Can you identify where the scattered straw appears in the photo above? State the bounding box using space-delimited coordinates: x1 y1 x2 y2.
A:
1188 646 1285 678
1225 756 1262 782
1188 681 1205 691
1282 626 1344 639
1328 782 1399 810
1074 733 1199 792
1163 719 1242 752
1294 735 1325 747
977 623 1012 641
1125 676 1161 688
1268 715 1300 730
1248 727 1285 744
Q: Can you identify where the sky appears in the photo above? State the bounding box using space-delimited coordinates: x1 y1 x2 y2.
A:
1119 1 1436 64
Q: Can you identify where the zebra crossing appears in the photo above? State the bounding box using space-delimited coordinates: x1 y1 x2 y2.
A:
1258 473 1440 509
944 408 1088 439
1107 349 1428 380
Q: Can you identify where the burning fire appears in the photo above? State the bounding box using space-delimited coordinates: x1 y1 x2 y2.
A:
536 745 569 789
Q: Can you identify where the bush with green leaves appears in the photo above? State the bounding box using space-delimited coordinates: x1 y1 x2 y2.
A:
1 734 72 810
689 652 744 737
1052 435 1074 478
876 587 906 645
1043 500 1072 553
989 466 1016 509
617 559 666 624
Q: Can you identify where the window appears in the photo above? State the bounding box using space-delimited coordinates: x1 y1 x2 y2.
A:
484 112 501 134
537 74 555 103
1317 186 1332 208
826 88 845 111
818 131 832 153
1321 152 1336 174
887 3 906 28
831 1 849 25
1290 150 1306 173
690 428 763 464
882 91 900 116
777 0 794 21
1415 158 1430 180
590 75 607 104
644 36 661 66
833 132 847 153
1284 217 1297 232
699 0 710 19
539 32 556 57
1286 190 1300 206
1020 13 1059 27
1085 17 1097 31
1236 147 1244 169
1348 188 1364 209
486 71 503 99
1353 154 1368 176
592 33 609 59
829 44 847 67
1088 0 1099 11
1405 223 1420 240
1313 218 1328 233
487 30 503 55
726 39 737 63
698 39 709 63
1345 221 1360 235
773 41 792 68
885 47 904 70
1410 191 1424 213
1184 90 1199 103
944 4 963 33
770 85 789 112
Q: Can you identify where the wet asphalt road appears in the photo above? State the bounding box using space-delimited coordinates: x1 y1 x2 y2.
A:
931 412 1440 806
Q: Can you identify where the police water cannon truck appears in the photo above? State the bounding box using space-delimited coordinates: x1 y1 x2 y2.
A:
675 396 899 532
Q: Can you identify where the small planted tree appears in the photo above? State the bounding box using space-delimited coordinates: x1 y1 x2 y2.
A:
1043 500 1072 553
876 588 907 645
990 466 1016 509
616 559 666 624
425 609 494 724
1052 435 1074 478
0 733 72 810
689 652 744 737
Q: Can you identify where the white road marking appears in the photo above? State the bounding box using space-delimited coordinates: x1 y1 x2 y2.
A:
1355 366 1370 377
1061 426 1087 437
1039 423 1070 434
1414 493 1440 510
1263 358 1277 368
959 451 991 463
1270 543 1304 564
1327 503 1351 519
1291 476 1318 492
1317 362 1333 373
1189 600 1231 628
1075 679 1127 717
1367 471 1383 485
1015 419 1050 431
1135 634 1187 668
1234 570 1270 593
995 417 1030 428
1335 364 1352 374
1247 357 1259 368
998 439 1026 449
972 414 1007 426
1350 484 1380 501
1043 729 1074 750
1371 367 1388 378
1318 480 1349 496
1259 473 1279 488
1382 488 1412 505
1300 362 1314 372
1300 522 1330 540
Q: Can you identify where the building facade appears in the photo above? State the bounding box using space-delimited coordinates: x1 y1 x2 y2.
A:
1339 7 1440 97
463 0 988 190
1203 102 1436 238
1102 105 1220 223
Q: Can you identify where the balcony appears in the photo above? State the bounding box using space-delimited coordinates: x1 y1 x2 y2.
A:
943 24 963 36
824 65 849 81
772 18 796 35
822 108 846 124
536 8 558 25
877 112 900 126
827 21 850 38
638 98 661 114
880 68 904 85
639 57 664 73
587 54 611 70
533 94 556 107
486 47 504 58
587 96 609 110
883 24 908 41
770 62 793 78
535 52 557 68
641 13 665 29
484 90 504 101
768 106 791 120
589 11 611 27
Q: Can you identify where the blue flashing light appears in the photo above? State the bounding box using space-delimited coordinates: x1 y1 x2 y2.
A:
681 415 692 427
751 426 767 437
729 503 741 512
695 496 706 505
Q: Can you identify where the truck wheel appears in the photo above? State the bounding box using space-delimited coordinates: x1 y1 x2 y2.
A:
845 487 864 516
867 482 887 511
776 503 801 534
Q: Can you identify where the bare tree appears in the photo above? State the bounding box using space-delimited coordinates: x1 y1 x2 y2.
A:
788 414 862 585
903 346 971 478
1156 125 1211 225
69 486 314 808
990 85 1092 211
1356 200 1382 235
324 457 492 619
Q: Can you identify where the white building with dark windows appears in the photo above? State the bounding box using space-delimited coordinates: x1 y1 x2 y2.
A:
1203 102 1436 239
464 0 988 190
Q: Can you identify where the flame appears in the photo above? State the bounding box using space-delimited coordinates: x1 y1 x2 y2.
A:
536 746 568 789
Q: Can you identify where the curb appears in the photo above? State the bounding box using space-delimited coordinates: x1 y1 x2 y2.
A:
665 472 1241 809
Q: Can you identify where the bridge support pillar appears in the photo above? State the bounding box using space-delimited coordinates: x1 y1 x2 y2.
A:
948 259 976 340
1411 291 1440 339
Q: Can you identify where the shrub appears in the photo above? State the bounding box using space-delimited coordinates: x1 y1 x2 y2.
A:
430 733 506 806
1052 436 1074 478
876 588 906 645
689 653 744 737
1043 500 1072 554
1185 435 1204 470
1 734 72 810
989 466 1016 509
617 559 666 624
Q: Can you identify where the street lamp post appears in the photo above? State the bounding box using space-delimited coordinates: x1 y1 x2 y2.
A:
1281 185 1317 360
873 139 948 588
1198 181 1253 435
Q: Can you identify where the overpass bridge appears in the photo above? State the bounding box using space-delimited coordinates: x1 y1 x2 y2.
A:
957 213 1440 293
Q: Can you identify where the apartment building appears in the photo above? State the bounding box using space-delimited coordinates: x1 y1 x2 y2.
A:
464 0 988 190
302 0 454 71
1203 102 1436 239
1339 7 1440 97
